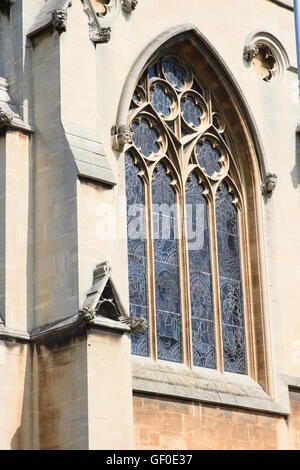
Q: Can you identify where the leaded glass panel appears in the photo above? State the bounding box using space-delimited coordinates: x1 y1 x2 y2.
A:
186 173 216 369
181 95 202 127
216 183 247 374
132 119 160 157
125 152 149 357
152 163 182 363
150 83 173 117
196 140 222 177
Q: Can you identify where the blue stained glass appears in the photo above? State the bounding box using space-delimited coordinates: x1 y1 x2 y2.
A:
167 121 175 133
148 63 157 79
216 183 247 374
125 152 149 357
186 173 216 369
132 119 160 157
192 80 203 96
152 163 182 363
162 57 187 89
196 140 222 176
181 95 202 127
150 84 173 117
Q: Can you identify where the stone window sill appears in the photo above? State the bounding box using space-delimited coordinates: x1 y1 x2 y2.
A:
132 356 288 416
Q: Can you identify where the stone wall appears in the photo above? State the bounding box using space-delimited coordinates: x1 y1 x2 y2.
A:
133 393 284 450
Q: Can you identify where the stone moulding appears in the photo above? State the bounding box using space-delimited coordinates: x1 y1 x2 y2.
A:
0 260 147 341
0 0 15 15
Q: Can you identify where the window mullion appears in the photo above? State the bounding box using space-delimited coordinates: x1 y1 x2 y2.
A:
209 195 224 373
177 186 193 368
146 178 158 361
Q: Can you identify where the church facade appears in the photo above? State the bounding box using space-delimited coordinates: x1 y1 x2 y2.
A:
0 0 299 450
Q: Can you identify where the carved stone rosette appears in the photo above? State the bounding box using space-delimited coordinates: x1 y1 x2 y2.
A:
261 172 278 198
122 0 138 14
0 0 15 15
111 124 132 151
243 42 278 82
52 9 68 33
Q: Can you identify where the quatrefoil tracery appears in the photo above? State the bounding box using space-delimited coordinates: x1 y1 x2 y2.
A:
127 54 232 185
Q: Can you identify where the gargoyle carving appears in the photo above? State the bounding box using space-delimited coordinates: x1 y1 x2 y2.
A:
122 0 138 14
78 307 96 323
120 316 148 334
0 108 13 127
111 124 132 151
52 9 68 33
261 172 278 198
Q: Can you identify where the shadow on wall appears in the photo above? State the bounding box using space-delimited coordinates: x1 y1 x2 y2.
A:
11 327 89 450
290 131 300 189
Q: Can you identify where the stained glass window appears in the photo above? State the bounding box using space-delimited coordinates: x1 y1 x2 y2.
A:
125 52 248 376
216 183 247 374
125 152 149 357
186 173 216 368
152 163 182 363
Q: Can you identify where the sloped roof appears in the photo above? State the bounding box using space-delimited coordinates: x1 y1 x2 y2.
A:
28 0 71 37
0 78 32 132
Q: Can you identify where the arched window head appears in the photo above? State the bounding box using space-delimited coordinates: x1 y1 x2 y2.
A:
124 50 256 376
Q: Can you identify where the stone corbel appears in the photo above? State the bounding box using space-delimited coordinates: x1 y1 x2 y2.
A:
0 0 15 15
122 0 138 14
111 124 132 151
52 9 68 34
261 172 278 198
90 26 111 44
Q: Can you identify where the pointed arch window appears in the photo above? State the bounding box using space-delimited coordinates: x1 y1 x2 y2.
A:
125 53 249 375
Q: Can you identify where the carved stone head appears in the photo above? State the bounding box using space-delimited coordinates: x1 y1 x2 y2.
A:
262 172 278 198
52 9 67 32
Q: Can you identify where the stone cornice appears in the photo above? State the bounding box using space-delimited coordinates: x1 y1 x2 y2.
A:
0 312 131 344
268 0 294 10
